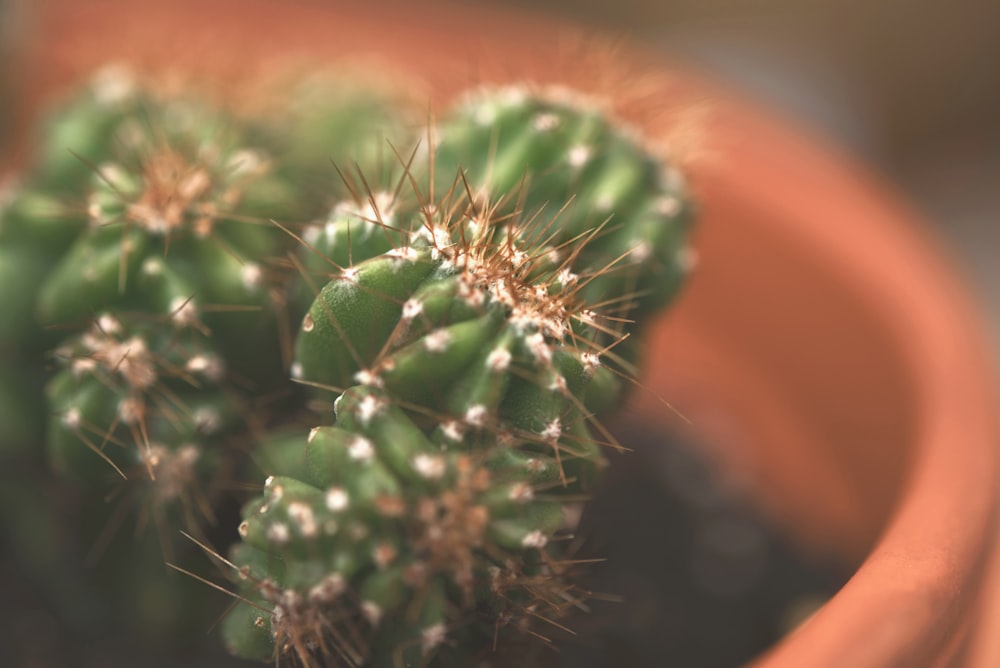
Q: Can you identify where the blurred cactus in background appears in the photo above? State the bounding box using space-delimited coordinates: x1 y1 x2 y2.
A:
0 63 693 666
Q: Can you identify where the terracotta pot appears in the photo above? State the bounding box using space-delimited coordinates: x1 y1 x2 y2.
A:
15 0 1000 666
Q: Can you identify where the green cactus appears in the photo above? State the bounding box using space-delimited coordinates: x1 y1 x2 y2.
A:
223 385 581 667
45 312 235 506
34 96 298 381
0 65 421 655
219 85 694 665
432 86 696 319
1 67 696 667
294 197 623 400
0 77 294 548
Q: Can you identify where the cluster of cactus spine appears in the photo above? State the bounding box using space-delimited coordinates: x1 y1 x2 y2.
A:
0 65 694 666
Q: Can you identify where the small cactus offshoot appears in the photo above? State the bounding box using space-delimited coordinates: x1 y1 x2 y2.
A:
0 65 695 666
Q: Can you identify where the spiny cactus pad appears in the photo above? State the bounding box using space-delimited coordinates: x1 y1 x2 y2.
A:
46 312 235 513
293 191 628 440
35 96 291 319
224 385 584 666
432 86 696 319
229 194 622 662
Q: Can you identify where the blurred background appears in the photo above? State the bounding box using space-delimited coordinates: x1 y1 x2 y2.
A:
485 0 1000 351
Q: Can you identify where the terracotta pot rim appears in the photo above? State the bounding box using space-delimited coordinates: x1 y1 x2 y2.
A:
707 99 1000 667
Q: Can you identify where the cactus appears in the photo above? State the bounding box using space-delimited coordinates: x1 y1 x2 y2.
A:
45 312 235 513
0 65 420 653
432 87 696 319
1 67 695 666
6 76 303 536
219 86 694 665
224 385 581 664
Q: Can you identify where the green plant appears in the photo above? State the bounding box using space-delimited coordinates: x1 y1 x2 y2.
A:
0 65 693 666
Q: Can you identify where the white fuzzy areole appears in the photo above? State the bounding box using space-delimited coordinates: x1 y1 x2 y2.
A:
325 487 349 512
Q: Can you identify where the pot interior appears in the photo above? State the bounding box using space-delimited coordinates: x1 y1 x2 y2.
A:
630 159 918 567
